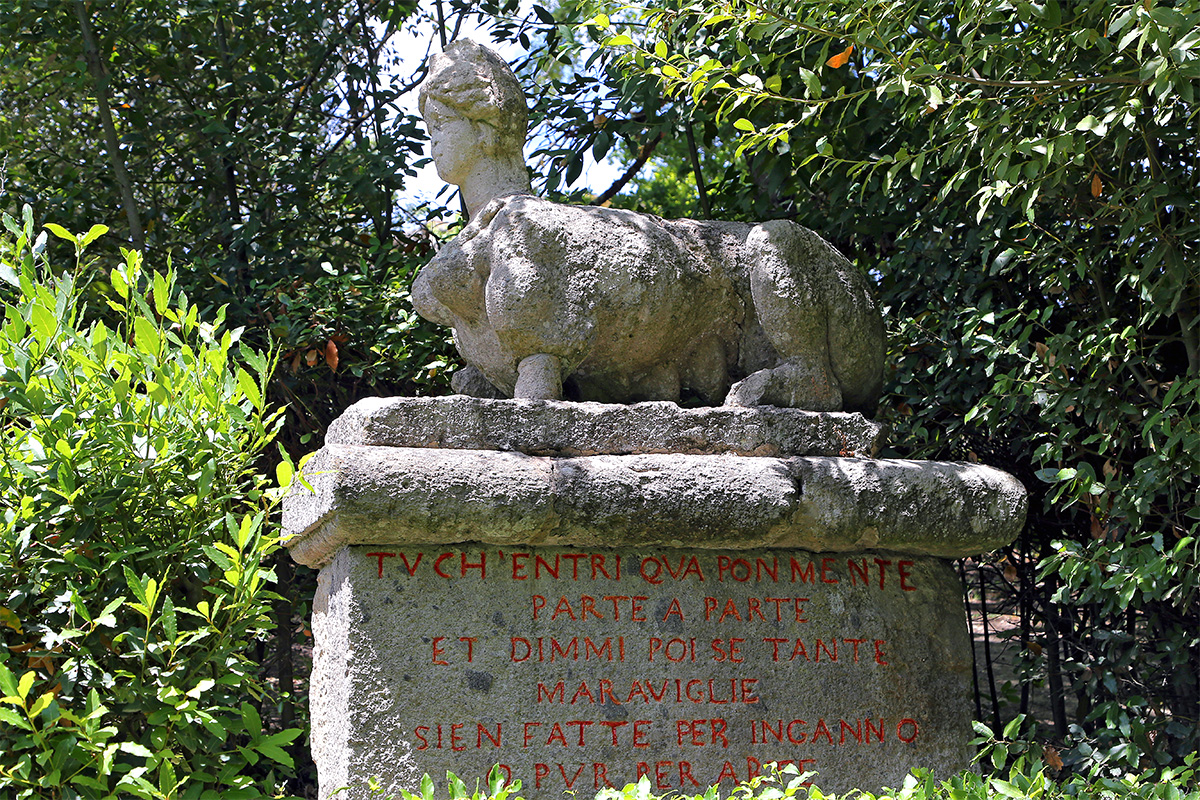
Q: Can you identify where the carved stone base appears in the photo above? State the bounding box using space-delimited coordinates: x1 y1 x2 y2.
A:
284 397 1026 799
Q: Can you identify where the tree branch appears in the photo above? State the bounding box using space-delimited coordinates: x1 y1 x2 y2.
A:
595 132 664 206
684 122 711 219
935 71 1145 89
74 1 144 250
282 0 385 132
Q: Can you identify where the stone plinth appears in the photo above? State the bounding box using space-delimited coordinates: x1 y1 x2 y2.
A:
284 397 1027 799
323 396 887 458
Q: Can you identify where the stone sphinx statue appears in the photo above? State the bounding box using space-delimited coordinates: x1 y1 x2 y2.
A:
413 40 884 412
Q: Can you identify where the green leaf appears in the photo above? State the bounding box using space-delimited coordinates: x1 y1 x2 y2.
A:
17 670 35 701
262 728 303 746
0 706 32 730
254 742 294 768
236 512 259 550
488 764 506 795
1110 9 1135 37
1 211 21 236
71 775 110 792
123 565 148 605
118 741 155 759
81 224 109 248
70 592 93 628
1042 0 1061 26
97 597 124 627
197 460 216 500
133 316 161 355
1075 115 1108 136
152 271 169 317
158 757 178 796
30 302 56 343
29 690 55 717
203 545 234 571
44 223 76 244
238 342 267 376
276 458 294 489
0 665 18 698
147 380 169 404
241 701 263 736
1150 7 1188 28
990 779 1025 799
144 577 158 616
605 34 633 47
798 67 822 98
910 151 927 179
733 117 756 132
0 260 18 288
991 743 1009 770
236 367 262 410
162 595 177 641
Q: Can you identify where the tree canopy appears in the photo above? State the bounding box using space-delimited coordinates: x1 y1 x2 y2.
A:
1 0 467 437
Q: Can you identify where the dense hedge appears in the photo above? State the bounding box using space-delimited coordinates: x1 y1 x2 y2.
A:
0 212 302 799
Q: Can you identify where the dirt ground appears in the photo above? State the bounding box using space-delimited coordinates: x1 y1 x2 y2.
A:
962 559 1075 733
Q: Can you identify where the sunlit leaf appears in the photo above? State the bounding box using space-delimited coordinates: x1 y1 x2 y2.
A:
81 224 109 248
44 223 76 244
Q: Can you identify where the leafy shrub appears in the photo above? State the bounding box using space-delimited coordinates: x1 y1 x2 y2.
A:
0 209 301 799
262 247 456 451
349 758 1200 800
348 767 523 800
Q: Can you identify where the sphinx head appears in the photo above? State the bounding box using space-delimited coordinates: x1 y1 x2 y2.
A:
418 41 529 186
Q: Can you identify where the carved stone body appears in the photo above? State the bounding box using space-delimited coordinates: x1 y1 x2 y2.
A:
413 194 884 412
413 39 884 412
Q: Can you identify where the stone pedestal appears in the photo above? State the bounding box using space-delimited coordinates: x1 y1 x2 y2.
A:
284 397 1026 799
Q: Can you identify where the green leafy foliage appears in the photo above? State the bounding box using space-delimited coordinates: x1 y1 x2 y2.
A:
0 210 300 798
344 761 1200 800
0 0 459 441
267 248 455 450
1 1 425 275
342 766 525 800
2 9 462 764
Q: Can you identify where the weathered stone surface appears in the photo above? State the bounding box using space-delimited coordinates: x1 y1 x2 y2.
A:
311 545 974 800
451 365 504 399
326 396 885 457
414 41 884 412
283 446 1027 568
